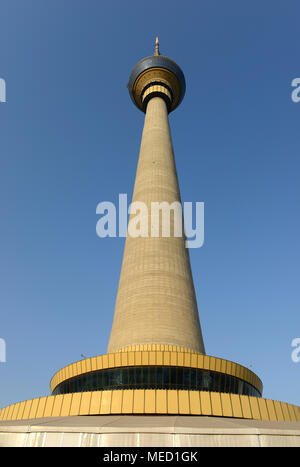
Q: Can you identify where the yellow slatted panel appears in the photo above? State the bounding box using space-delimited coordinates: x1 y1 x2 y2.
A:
184 353 191 367
189 391 201 415
43 397 55 418
144 390 156 414
230 394 243 418
100 390 112 414
167 390 178 414
249 397 261 420
248 372 253 387
214 358 221 373
89 391 102 415
52 395 64 417
79 392 91 415
60 394 73 417
280 402 291 422
22 399 33 420
6 404 14 421
108 353 115 368
273 400 285 421
16 401 26 420
240 395 252 419
10 403 20 420
220 359 227 374
111 390 123 414
156 351 163 365
128 351 135 366
200 391 212 415
156 389 167 414
133 390 145 413
135 351 142 366
209 357 216 372
4 406 11 421
68 364 73 379
1 406 9 421
235 363 242 380
4 406 11 420
81 359 86 374
287 403 297 422
191 354 198 368
122 390 133 414
197 354 204 369
163 351 170 366
35 397 47 419
220 393 233 417
203 356 210 370
91 356 97 371
16 403 24 420
170 352 177 366
231 362 237 377
149 351 156 365
114 352 121 368
257 397 270 420
141 352 149 365
27 397 39 420
96 356 102 370
177 352 184 366
178 390 190 414
69 393 82 416
266 399 277 421
102 354 109 369
211 392 222 416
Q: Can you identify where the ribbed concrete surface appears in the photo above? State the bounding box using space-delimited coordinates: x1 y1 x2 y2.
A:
0 416 299 447
108 97 205 354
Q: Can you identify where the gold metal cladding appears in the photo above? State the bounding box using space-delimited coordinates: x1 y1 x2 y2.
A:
142 85 172 103
0 391 299 422
131 67 181 111
49 350 263 395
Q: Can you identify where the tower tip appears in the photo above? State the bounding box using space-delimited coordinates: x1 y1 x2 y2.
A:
154 36 160 56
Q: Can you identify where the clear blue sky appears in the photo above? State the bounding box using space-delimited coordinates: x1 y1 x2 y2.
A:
0 0 299 409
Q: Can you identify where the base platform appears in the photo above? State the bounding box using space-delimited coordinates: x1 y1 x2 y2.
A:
0 415 299 447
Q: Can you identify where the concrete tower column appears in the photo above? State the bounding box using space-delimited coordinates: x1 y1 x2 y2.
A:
107 95 205 353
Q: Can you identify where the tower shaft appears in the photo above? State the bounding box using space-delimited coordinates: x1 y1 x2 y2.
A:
107 97 205 353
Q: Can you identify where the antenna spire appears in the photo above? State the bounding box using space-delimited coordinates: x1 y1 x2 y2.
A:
154 36 160 56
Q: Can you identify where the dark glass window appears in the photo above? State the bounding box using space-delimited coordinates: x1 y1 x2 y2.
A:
183 368 190 387
177 367 183 387
196 369 202 388
202 371 210 389
163 367 170 385
53 366 261 398
148 367 156 388
219 373 225 393
128 368 135 387
121 368 128 386
156 367 163 385
170 367 177 385
190 369 196 388
135 367 142 385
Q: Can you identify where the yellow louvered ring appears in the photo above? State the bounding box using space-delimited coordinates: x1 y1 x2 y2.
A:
49 350 263 396
0 390 299 422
